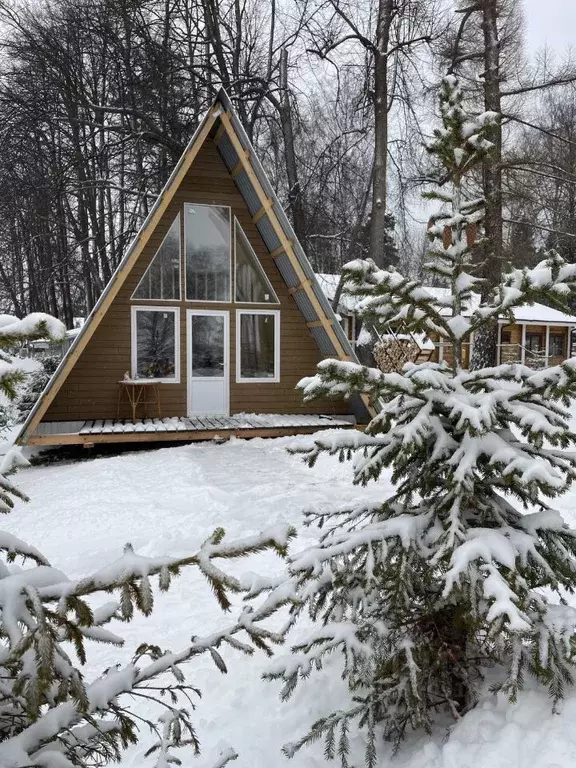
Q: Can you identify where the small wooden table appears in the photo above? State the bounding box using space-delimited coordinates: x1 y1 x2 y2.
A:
117 380 161 423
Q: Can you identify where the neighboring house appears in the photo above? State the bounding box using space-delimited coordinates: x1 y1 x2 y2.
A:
316 273 434 362
17 92 372 448
424 287 576 368
319 276 576 368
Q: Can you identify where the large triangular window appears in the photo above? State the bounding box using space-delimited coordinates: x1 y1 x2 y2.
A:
132 215 180 300
234 219 279 304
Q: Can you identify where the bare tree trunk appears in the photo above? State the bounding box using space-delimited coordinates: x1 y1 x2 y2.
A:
369 0 393 268
279 48 307 248
470 0 502 370
332 179 372 312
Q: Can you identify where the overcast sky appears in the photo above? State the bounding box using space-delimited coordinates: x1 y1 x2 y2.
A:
523 0 576 55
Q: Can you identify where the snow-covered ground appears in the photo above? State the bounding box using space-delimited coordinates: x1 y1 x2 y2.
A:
3 433 576 767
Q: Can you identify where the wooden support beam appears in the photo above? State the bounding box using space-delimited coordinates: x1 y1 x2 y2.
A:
307 320 329 329
288 280 312 296
270 244 289 258
214 122 227 142
230 150 251 179
253 199 274 223
231 161 244 179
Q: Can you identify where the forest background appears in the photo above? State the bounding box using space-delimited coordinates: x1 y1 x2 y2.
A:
0 0 574 327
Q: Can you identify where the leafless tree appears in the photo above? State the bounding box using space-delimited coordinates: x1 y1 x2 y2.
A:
303 0 442 268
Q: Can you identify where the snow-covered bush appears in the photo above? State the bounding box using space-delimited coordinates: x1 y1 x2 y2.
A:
264 77 576 766
16 353 60 421
0 314 294 767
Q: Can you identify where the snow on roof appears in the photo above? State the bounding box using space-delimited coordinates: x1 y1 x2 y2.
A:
318 275 576 325
424 287 576 324
316 273 360 312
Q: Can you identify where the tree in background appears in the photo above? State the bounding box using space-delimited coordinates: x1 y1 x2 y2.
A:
305 0 440 269
446 0 576 367
265 76 576 767
504 83 576 268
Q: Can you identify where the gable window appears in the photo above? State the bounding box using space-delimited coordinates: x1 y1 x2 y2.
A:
234 218 279 303
132 215 180 300
185 204 230 302
131 307 180 382
236 310 280 382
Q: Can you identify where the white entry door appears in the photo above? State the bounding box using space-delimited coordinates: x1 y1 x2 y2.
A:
187 310 229 416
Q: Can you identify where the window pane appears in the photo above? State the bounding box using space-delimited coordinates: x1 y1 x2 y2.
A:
135 311 176 379
185 205 230 301
235 220 278 303
526 333 542 351
191 315 225 378
550 334 564 356
133 216 180 300
239 314 276 379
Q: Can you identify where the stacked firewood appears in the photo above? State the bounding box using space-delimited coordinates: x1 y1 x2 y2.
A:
373 337 421 373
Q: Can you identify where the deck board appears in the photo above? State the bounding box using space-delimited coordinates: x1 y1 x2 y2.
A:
27 414 355 446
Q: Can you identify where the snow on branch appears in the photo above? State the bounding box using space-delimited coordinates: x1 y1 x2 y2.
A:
0 523 295 767
279 74 576 764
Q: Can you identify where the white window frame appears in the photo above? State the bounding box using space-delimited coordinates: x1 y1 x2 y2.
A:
236 309 280 383
184 203 232 303
130 306 180 383
131 214 181 302
234 217 279 305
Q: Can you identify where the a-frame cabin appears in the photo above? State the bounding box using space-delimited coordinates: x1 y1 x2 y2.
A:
18 91 371 447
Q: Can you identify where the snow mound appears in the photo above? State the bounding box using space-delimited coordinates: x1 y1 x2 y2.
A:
399 681 576 768
2 436 576 766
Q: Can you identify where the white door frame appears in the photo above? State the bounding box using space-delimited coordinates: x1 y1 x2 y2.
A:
186 309 230 416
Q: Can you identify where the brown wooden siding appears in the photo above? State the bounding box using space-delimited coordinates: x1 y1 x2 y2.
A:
499 323 522 364
44 139 349 421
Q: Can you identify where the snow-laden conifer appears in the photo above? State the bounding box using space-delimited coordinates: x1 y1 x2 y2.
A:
16 353 60 421
265 76 576 766
0 314 293 767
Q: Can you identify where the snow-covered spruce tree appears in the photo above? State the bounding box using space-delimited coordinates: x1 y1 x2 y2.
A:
264 76 576 766
0 313 63 401
0 314 65 479
0 314 294 767
16 353 60 422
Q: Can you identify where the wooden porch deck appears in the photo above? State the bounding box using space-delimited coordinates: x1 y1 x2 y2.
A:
26 414 356 446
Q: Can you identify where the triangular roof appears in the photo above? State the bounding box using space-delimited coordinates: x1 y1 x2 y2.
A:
18 90 370 443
